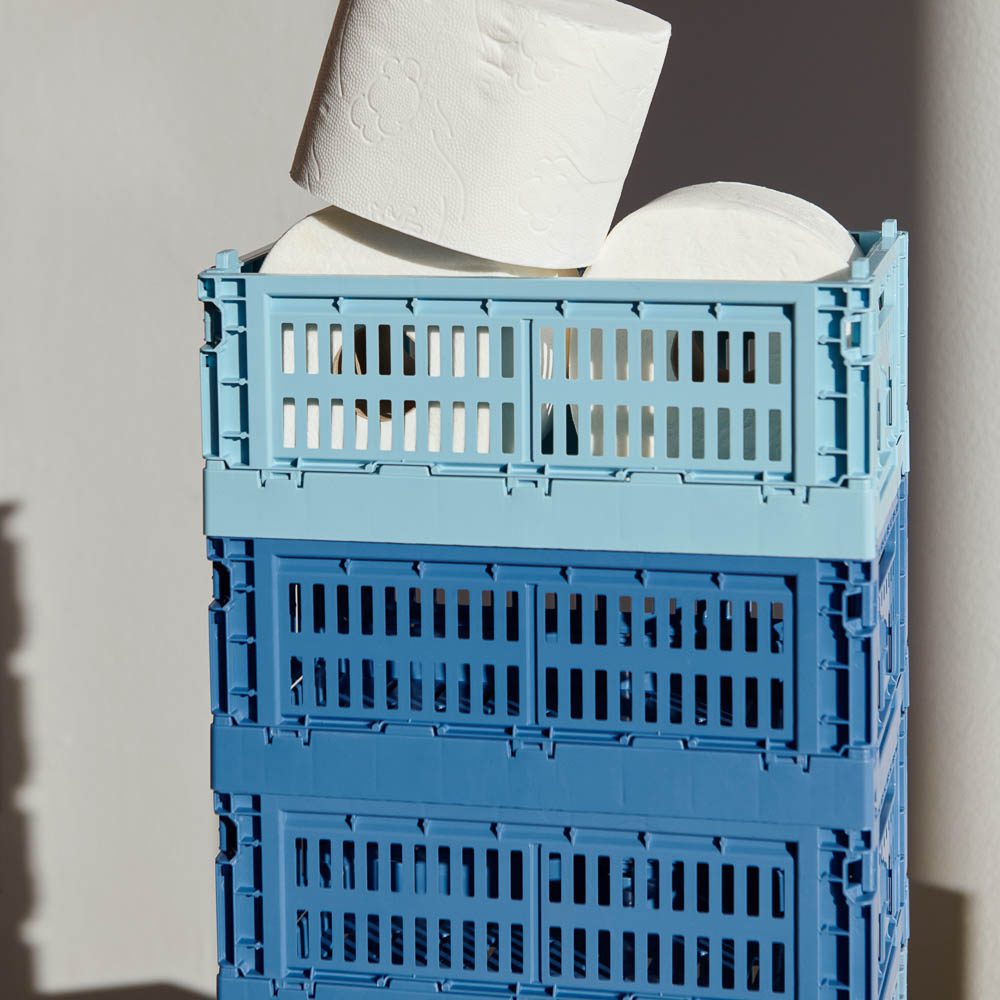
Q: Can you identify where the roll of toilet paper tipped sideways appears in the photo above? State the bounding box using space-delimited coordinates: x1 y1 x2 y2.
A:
292 0 671 269
585 182 861 282
261 206 575 277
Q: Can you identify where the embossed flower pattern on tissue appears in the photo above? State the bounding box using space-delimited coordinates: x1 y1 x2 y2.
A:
351 58 422 143
518 157 584 236
476 2 574 94
366 202 428 240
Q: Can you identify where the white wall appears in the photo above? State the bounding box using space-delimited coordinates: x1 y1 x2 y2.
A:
0 1 996 996
0 2 336 994
908 1 1000 996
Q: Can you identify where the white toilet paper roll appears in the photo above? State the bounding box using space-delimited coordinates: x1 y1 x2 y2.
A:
585 182 861 282
261 206 576 277
291 0 671 269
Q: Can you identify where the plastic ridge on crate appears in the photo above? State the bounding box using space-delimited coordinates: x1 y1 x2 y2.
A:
203 441 903 561
212 717 906 1000
211 680 904 831
209 480 907 762
200 224 908 561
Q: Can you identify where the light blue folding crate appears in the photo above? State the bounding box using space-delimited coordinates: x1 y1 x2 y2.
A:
200 223 907 560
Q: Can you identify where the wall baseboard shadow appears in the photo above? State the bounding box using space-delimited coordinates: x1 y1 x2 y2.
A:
47 987 210 1000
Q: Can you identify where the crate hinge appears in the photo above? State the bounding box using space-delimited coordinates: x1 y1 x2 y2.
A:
758 482 809 504
267 980 311 999
760 750 811 773
266 727 313 748
840 306 879 364
507 727 556 758
258 469 305 489
503 472 553 496
842 847 878 905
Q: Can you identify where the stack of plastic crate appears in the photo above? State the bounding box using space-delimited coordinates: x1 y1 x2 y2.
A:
201 220 909 1000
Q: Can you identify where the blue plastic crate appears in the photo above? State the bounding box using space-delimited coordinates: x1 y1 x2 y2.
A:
208 481 906 766
212 713 906 1000
200 224 907 561
890 947 907 1000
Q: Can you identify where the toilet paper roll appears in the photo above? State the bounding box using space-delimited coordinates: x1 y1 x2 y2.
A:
585 182 861 282
261 206 577 277
291 0 671 269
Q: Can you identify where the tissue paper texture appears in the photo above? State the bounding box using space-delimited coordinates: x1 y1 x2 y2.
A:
261 206 574 277
585 182 861 282
292 0 670 269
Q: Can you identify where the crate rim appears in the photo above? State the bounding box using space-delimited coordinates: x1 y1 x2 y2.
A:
202 222 903 298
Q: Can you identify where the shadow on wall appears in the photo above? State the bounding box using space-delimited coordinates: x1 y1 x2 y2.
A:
619 0 915 227
0 505 210 1000
48 990 209 1000
0 505 31 1000
909 883 970 1000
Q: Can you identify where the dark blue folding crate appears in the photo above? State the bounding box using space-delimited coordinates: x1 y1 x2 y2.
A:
213 710 907 1000
208 480 907 766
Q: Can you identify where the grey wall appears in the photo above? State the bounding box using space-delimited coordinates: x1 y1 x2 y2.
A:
0 1 990 996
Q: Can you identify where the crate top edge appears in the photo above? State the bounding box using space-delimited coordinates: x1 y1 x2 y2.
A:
199 224 906 301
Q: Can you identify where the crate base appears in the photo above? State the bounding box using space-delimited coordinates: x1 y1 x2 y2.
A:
219 944 909 1000
204 437 904 561
216 944 909 1000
